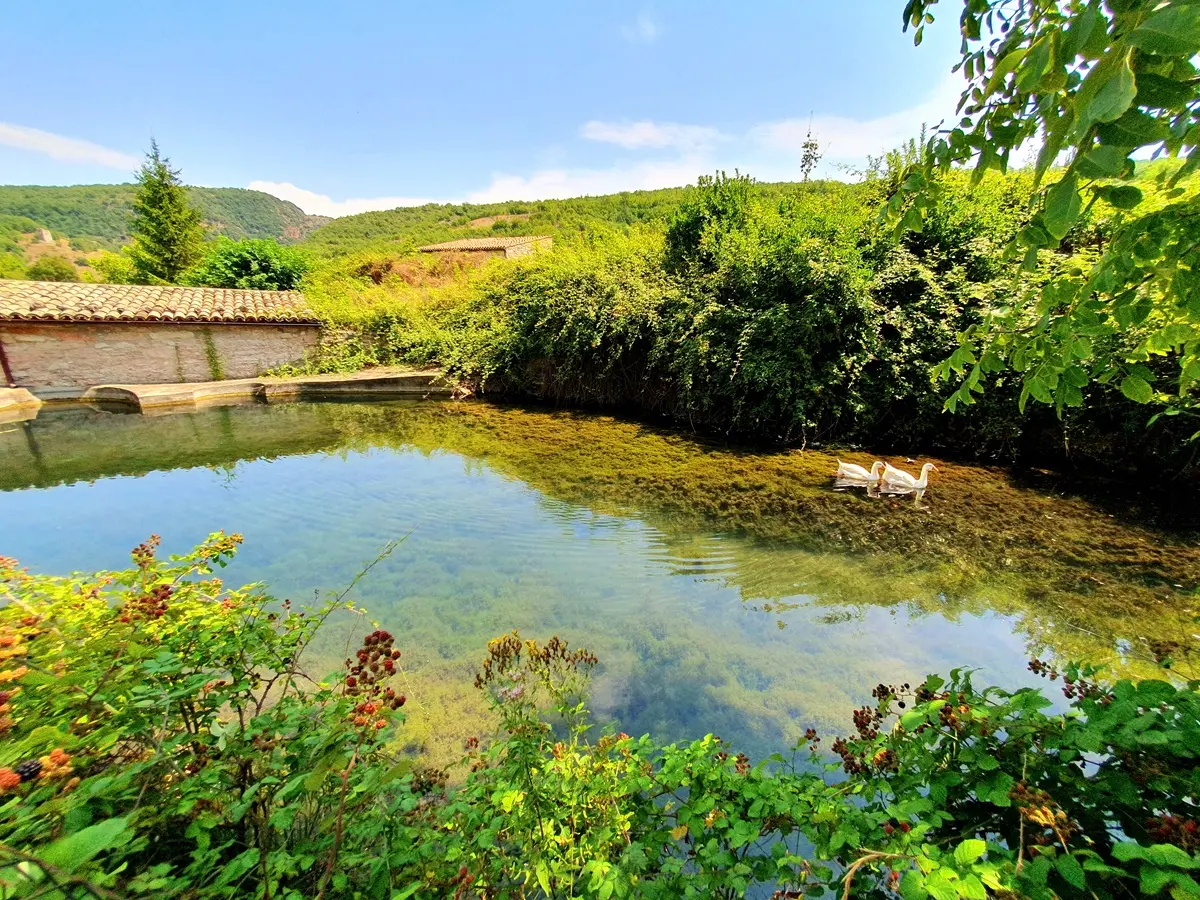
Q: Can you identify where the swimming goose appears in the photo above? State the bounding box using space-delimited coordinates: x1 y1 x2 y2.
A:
881 462 939 490
836 459 884 482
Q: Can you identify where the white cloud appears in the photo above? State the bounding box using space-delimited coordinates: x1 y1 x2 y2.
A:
251 76 971 216
246 181 437 217
621 12 661 43
582 120 726 152
466 157 706 204
0 122 139 170
751 75 964 172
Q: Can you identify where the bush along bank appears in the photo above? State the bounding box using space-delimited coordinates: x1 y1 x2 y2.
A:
1 534 1198 899
293 169 1196 474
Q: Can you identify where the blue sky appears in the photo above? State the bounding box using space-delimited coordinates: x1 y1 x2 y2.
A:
0 1 965 216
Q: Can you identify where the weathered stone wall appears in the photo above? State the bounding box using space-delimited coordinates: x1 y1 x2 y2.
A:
0 322 320 392
503 238 552 259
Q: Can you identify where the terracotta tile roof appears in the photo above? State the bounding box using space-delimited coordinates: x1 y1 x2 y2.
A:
418 236 552 251
0 280 319 325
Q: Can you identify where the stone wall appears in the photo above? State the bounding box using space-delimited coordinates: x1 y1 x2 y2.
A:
503 238 553 259
0 321 320 393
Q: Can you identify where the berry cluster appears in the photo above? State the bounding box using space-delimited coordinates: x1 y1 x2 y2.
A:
1028 658 1110 703
871 682 911 710
344 630 405 734
117 583 173 624
0 749 73 796
0 688 16 736
1145 814 1199 851
0 626 30 689
450 863 476 900
131 534 162 570
474 631 597 690
881 818 913 836
1010 782 1078 847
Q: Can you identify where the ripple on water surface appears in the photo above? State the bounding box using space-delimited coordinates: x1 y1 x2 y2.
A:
0 400 1196 763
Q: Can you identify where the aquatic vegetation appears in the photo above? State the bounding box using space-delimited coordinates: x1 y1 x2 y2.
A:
0 539 1197 899
1 399 1197 772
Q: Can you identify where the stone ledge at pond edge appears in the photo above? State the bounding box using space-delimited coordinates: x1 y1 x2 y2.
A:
0 388 44 424
36 367 456 414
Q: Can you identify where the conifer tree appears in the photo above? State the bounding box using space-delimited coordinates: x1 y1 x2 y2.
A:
128 141 204 283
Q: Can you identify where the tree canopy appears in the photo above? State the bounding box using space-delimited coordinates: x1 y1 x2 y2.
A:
127 142 206 284
894 0 1200 435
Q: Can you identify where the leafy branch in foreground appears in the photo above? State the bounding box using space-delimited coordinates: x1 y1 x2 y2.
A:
0 538 1197 897
893 0 1200 429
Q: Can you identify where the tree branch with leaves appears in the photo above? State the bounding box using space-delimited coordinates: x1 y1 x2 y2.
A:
891 0 1200 436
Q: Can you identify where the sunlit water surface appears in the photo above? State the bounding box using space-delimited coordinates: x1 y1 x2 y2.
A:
1 400 1195 762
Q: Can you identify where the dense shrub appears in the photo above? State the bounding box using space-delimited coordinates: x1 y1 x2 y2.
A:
185 237 311 290
0 252 25 280
1 538 1197 898
24 256 78 282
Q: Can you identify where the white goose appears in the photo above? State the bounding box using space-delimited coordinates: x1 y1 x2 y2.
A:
881 462 939 491
836 459 884 482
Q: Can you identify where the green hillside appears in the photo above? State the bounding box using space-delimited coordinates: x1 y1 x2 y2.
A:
300 181 819 254
0 184 330 246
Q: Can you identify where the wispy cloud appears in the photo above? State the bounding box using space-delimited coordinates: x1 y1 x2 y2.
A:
750 75 963 172
466 157 706 204
246 181 437 217
621 12 661 43
0 122 139 170
256 76 968 216
582 120 726 153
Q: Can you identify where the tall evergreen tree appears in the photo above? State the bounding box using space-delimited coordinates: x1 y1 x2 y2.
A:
128 141 204 283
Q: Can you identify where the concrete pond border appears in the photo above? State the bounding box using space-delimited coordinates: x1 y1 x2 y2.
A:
0 366 456 422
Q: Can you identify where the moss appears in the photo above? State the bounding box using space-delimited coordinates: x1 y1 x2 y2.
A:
201 328 225 381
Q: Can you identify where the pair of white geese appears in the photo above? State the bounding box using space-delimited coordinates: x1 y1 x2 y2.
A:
836 458 939 491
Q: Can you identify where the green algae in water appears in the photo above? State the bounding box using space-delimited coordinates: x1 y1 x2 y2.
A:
0 399 1196 766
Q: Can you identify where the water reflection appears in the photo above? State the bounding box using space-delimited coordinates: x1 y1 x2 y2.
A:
0 400 1195 764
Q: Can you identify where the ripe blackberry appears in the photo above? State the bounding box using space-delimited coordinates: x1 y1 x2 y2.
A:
14 760 42 782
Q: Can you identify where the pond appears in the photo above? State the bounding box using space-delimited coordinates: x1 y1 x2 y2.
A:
1 399 1197 764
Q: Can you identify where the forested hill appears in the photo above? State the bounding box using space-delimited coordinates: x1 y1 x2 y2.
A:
0 185 331 246
300 180 822 254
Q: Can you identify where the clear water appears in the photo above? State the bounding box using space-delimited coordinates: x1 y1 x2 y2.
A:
1 400 1196 763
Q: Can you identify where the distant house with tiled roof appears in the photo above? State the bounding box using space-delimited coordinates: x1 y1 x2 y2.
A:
0 280 320 396
418 235 552 259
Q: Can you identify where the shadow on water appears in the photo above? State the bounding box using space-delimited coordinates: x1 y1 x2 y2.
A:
0 399 1197 764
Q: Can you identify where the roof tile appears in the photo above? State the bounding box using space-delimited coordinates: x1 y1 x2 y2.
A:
0 280 319 325
417 236 553 252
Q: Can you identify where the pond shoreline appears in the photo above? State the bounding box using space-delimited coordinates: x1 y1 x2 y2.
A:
6 365 454 415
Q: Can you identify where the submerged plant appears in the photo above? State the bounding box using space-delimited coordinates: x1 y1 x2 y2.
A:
0 538 1197 898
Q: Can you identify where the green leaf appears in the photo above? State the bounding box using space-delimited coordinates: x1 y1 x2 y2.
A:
1076 145 1132 178
1120 374 1154 403
901 870 926 900
40 818 131 873
536 861 552 895
1057 853 1086 890
927 872 959 900
954 839 988 866
1147 844 1200 870
1128 6 1200 57
986 48 1028 96
1143 865 1177 896
1044 174 1082 240
1135 73 1196 110
1102 185 1144 209
1028 376 1053 404
959 873 988 900
1084 52 1137 126
1096 110 1169 148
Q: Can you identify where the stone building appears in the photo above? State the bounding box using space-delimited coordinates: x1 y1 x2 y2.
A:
417 235 552 259
0 280 320 398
